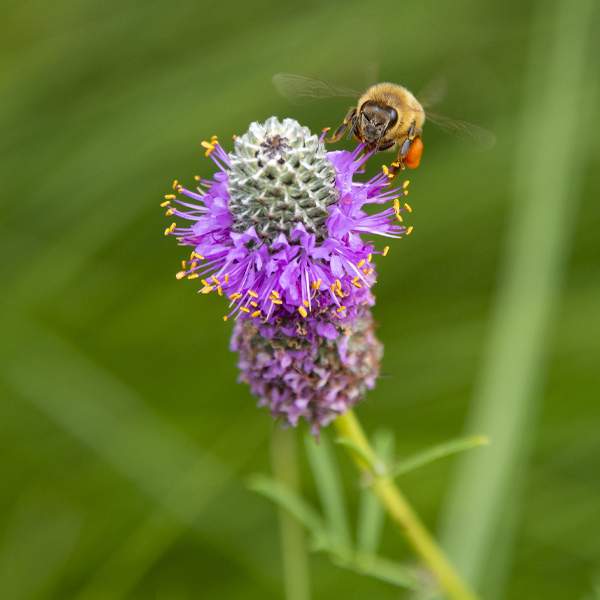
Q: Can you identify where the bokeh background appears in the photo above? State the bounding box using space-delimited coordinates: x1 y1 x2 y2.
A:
1 0 599 599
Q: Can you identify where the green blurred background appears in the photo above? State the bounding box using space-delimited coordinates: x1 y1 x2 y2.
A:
1 0 599 598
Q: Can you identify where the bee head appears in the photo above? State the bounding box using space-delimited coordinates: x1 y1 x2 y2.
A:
358 101 398 146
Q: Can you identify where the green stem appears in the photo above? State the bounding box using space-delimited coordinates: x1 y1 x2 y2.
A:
271 426 311 600
334 409 481 600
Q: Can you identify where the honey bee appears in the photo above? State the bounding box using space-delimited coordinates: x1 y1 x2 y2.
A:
272 73 495 181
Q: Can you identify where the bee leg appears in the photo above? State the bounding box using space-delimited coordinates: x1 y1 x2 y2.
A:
325 108 357 143
387 127 424 180
387 158 405 182
377 140 396 153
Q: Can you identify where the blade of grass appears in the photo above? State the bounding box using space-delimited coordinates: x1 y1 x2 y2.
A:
304 430 352 548
0 310 267 599
270 426 311 600
437 0 598 594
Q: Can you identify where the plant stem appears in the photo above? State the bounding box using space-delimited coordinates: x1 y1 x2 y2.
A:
334 409 481 600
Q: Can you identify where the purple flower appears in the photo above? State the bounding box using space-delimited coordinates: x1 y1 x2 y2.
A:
163 117 412 430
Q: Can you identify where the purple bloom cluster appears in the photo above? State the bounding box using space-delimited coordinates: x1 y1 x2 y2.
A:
163 118 412 431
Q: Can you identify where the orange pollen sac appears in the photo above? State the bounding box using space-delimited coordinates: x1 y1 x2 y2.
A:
404 138 423 169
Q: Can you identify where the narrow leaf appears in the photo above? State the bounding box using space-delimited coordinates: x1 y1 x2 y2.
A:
335 550 423 590
304 431 352 547
247 474 326 540
357 428 395 554
388 435 490 479
334 436 378 470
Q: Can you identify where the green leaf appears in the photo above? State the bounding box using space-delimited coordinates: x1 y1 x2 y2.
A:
247 474 327 543
388 435 489 479
304 431 352 547
356 428 395 554
335 550 423 591
334 436 378 471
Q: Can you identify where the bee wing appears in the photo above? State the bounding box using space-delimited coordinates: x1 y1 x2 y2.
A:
272 73 361 105
416 77 449 109
425 111 497 151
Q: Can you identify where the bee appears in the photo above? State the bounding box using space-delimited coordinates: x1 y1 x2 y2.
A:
272 73 495 181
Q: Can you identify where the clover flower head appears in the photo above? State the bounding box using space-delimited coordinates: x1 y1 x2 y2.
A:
163 117 413 431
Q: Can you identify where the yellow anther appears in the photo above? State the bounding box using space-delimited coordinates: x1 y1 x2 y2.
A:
363 268 369 274
367 253 372 262
271 290 279 298
172 180 178 189
311 281 319 290
391 161 400 168
211 275 220 285
205 148 214 157
223 316 228 322
383 246 389 256
182 260 187 269
396 213 403 223
176 271 186 280
229 293 242 300
201 141 213 149
165 194 176 200
404 190 409 196
195 175 201 181
188 273 199 279
191 262 197 269
368 268 373 274
353 282 363 288
271 299 283 305
248 290 258 298
192 252 203 260
251 310 261 318
239 307 250 313
406 226 413 235
201 285 214 294
403 180 410 188
164 228 171 235
404 203 412 212
166 209 173 216
217 286 223 296
351 276 360 283
330 284 336 292
335 279 342 290
201 279 209 286
337 306 346 312
232 134 237 141
170 223 176 231
250 301 258 307
394 198 400 212
357 259 365 268
382 165 389 175
303 300 309 307
160 201 170 207
211 135 218 141
337 288 344 298
224 274 229 283
298 306 308 318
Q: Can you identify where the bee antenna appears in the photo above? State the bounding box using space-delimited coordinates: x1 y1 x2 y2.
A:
374 126 386 154
346 116 358 141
